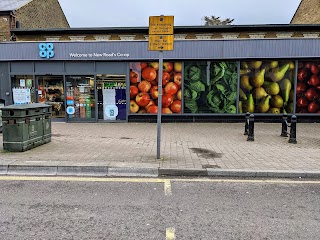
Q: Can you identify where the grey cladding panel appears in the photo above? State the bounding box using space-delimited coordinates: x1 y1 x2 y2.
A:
1 39 320 61
34 61 64 73
10 62 33 73
164 39 320 59
95 62 127 74
65 62 94 74
0 62 8 74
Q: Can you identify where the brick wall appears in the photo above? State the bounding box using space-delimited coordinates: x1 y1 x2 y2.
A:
16 0 69 29
291 0 320 24
0 15 11 41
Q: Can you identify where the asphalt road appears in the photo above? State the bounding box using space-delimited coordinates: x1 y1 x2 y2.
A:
0 177 319 240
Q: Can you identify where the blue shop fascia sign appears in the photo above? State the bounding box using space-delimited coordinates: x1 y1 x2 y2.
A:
39 43 54 59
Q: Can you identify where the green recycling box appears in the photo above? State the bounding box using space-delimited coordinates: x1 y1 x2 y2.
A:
2 103 52 152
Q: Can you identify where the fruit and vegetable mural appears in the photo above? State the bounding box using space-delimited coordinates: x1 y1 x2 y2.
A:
184 61 238 113
129 62 182 114
129 59 320 115
239 61 295 114
296 61 320 114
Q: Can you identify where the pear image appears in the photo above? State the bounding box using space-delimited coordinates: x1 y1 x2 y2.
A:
250 68 266 87
249 61 263 69
240 75 253 92
241 62 249 69
257 95 271 113
243 94 255 113
269 61 279 69
289 89 295 102
280 78 292 103
266 82 280 95
268 63 290 82
287 61 295 70
239 101 243 113
268 108 281 114
262 81 272 88
245 93 255 113
270 95 284 108
286 102 294 113
239 88 248 101
253 87 268 100
240 69 251 76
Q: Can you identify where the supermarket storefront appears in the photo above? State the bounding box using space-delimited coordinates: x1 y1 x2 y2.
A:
0 39 320 122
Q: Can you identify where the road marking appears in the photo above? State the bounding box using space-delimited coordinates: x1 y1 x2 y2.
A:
0 176 165 183
0 176 319 185
166 228 175 240
164 179 172 196
172 178 320 184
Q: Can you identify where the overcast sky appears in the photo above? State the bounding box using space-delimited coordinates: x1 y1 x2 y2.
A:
58 0 302 28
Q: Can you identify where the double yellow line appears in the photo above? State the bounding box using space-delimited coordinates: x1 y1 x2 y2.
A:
0 176 320 184
1 176 319 196
0 176 173 195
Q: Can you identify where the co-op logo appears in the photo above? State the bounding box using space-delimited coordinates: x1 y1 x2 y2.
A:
39 43 54 59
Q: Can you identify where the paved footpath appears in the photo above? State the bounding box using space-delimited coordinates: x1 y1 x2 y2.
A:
0 122 320 178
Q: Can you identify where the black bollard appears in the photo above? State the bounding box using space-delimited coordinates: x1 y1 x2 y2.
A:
247 114 254 141
244 112 250 135
288 115 297 144
280 113 288 137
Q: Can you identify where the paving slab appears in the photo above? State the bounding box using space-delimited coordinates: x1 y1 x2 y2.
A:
0 122 320 177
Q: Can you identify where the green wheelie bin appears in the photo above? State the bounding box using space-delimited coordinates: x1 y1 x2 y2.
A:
2 103 51 152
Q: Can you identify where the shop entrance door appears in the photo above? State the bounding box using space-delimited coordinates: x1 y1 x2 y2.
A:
36 75 65 119
96 74 126 121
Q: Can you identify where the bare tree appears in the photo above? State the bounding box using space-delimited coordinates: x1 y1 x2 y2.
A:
203 16 234 26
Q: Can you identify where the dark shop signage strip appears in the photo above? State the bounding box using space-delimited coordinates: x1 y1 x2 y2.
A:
0 39 320 61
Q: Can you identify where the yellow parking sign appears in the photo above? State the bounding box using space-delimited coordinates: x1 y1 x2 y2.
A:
149 16 174 35
148 35 174 51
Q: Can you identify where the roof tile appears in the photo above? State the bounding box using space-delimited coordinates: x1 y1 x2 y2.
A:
0 0 32 11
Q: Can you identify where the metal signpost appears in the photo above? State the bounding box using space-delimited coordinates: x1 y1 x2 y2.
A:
148 15 174 159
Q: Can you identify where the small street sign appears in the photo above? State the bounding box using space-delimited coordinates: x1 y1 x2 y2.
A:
148 35 174 51
148 15 175 159
149 16 174 35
